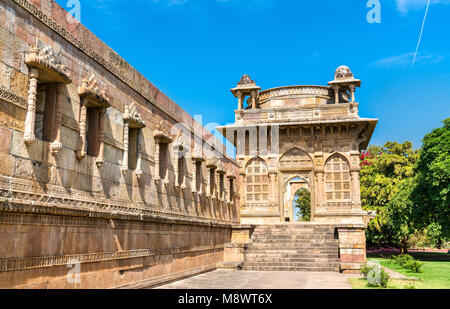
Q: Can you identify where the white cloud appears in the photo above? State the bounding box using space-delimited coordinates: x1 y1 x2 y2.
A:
372 52 444 68
395 0 450 14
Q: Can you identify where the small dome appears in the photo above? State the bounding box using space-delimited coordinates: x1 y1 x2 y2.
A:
335 65 354 80
237 74 256 86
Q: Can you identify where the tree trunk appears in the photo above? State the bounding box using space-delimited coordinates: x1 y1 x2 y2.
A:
400 235 408 254
437 236 442 249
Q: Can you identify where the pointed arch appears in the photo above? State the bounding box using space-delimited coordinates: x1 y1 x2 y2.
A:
324 153 351 202
278 147 313 170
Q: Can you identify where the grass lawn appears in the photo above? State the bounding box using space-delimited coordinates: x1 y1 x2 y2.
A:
349 256 450 289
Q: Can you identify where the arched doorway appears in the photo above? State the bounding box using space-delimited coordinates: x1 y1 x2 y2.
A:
283 177 310 222
293 187 311 222
278 147 315 222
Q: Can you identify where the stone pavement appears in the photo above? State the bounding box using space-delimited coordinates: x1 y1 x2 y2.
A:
153 270 360 289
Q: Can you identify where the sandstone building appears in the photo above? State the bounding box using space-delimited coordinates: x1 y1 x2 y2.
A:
0 0 377 288
0 0 239 289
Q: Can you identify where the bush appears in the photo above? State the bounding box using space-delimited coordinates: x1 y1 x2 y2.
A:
393 254 423 273
362 263 390 288
360 263 372 277
405 260 423 273
404 281 416 289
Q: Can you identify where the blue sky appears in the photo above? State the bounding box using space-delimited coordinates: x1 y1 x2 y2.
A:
55 0 450 149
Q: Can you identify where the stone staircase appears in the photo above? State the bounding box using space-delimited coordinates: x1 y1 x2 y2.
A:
241 224 340 272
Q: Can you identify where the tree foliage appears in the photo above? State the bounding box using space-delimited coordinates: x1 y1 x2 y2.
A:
360 141 419 247
360 118 450 250
294 188 311 222
412 118 450 242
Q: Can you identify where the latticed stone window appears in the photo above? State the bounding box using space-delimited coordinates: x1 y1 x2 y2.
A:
245 158 269 203
325 154 351 201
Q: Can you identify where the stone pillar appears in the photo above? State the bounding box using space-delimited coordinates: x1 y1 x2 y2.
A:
269 171 277 203
216 172 222 200
349 84 356 102
251 90 258 109
121 121 129 173
154 142 160 182
136 129 143 178
76 98 88 160
24 68 39 144
237 91 243 110
316 172 324 204
239 172 246 206
332 85 340 103
206 168 212 198
96 107 106 167
351 171 361 206
50 84 64 155
192 161 198 193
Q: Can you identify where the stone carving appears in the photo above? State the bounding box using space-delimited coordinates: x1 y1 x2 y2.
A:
23 43 71 149
25 45 71 84
237 75 256 86
122 103 146 176
278 148 314 170
230 75 261 110
153 120 172 143
78 75 109 106
328 65 361 103
0 86 27 109
76 75 110 167
123 102 146 129
334 65 354 80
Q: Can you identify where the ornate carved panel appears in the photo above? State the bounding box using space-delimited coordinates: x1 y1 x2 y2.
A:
278 148 313 171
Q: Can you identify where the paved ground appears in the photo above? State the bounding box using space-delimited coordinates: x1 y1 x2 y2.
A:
154 270 360 289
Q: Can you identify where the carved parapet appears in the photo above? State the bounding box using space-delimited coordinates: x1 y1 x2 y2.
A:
25 46 71 84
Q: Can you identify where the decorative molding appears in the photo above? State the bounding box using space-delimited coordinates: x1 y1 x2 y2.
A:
123 103 146 129
0 176 238 227
25 45 71 84
258 86 331 101
0 86 27 109
0 245 225 272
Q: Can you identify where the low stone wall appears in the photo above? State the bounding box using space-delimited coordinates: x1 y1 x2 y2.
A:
0 209 231 288
336 226 366 273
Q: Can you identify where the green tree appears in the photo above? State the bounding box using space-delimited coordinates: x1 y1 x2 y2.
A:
294 188 311 222
360 142 419 247
412 118 450 247
387 177 417 253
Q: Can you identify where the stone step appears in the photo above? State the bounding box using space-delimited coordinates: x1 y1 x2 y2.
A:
243 261 340 267
249 239 339 244
245 250 338 256
251 233 335 237
245 244 338 249
245 257 339 263
241 265 340 272
253 229 334 233
244 253 339 259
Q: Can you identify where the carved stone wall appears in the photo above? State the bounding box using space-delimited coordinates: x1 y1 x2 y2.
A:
0 0 240 288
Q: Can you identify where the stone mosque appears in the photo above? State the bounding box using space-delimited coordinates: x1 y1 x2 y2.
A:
0 0 377 288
